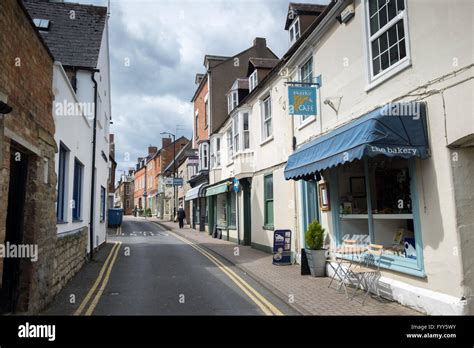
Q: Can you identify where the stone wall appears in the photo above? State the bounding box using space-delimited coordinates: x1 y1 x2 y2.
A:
0 0 56 314
52 228 88 298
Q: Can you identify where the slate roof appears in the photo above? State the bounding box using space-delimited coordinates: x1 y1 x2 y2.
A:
23 0 107 69
249 57 280 70
285 2 327 29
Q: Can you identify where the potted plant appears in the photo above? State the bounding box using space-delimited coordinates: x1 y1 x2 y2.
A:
304 220 327 277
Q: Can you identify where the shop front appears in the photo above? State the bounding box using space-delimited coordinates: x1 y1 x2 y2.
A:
205 180 238 243
185 183 208 231
285 102 430 277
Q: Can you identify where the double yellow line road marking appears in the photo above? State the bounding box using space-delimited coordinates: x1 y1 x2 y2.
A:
74 241 122 316
74 230 283 316
170 232 283 316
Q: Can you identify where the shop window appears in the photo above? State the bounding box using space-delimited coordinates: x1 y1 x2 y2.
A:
264 174 274 228
217 194 227 227
335 157 421 273
229 191 237 227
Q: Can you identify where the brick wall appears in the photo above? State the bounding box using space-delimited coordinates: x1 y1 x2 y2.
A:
193 80 209 147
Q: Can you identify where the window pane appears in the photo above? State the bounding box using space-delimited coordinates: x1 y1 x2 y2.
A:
266 201 274 225
265 175 273 200
397 0 405 12
370 13 379 35
388 24 397 46
244 132 249 149
378 3 388 28
387 0 397 21
397 20 405 39
369 0 378 17
380 32 388 52
399 38 406 59
371 40 380 57
381 51 389 70
243 113 249 130
389 45 399 65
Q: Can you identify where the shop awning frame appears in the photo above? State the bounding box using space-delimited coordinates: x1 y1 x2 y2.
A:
205 181 231 197
185 183 206 201
284 102 430 180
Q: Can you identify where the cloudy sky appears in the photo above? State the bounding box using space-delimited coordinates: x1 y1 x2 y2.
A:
67 0 322 181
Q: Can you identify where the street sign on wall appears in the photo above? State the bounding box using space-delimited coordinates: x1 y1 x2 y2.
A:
288 86 317 116
173 178 184 186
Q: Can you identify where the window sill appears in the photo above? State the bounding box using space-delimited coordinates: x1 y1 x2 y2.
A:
260 136 274 147
263 225 274 231
226 161 234 168
57 220 68 225
297 116 316 131
72 219 83 223
365 58 411 93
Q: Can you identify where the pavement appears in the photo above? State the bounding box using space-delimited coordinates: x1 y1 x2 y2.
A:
41 216 298 316
149 217 421 316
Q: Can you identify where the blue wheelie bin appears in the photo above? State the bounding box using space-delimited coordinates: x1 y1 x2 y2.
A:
108 208 123 228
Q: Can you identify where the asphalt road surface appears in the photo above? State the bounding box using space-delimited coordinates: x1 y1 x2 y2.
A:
42 217 298 315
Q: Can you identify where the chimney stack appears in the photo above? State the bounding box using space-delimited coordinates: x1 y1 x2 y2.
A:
148 145 158 156
253 37 266 48
162 137 172 148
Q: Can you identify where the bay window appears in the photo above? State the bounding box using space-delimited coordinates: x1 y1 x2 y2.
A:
227 91 238 114
233 114 240 154
227 129 233 160
243 112 250 150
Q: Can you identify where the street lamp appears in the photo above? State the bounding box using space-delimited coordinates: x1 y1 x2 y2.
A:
160 131 177 221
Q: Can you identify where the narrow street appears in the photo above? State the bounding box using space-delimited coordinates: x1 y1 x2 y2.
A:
42 216 298 316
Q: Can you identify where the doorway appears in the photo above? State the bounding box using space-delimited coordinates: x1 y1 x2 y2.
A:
0 146 28 313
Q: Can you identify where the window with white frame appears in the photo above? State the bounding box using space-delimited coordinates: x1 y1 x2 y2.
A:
233 114 240 154
366 0 408 79
249 70 258 92
243 112 250 150
227 129 233 160
204 94 209 128
199 142 209 170
216 137 221 166
300 57 314 123
227 91 238 114
261 96 272 141
289 17 301 45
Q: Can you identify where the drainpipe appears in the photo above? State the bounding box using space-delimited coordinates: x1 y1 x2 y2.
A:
89 68 100 260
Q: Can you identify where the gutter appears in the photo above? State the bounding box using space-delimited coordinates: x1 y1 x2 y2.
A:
89 68 100 260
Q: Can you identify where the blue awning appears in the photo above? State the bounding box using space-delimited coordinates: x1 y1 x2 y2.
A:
284 102 429 180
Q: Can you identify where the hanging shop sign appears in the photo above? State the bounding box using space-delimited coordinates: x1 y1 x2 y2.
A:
272 230 292 266
288 86 317 116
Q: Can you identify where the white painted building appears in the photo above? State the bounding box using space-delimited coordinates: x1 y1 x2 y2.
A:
281 0 474 315
26 1 112 252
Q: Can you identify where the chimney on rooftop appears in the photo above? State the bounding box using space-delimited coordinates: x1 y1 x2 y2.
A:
253 37 267 48
148 145 158 156
162 137 172 148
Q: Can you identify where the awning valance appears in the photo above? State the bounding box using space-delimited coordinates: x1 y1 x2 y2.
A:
205 182 231 197
185 184 205 201
284 102 429 180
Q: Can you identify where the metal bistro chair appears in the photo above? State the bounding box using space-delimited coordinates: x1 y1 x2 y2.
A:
327 239 358 298
348 243 384 305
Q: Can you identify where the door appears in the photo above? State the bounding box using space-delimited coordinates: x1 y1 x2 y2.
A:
0 148 28 313
241 179 252 246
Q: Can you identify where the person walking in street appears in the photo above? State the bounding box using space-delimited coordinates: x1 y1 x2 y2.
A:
177 204 186 229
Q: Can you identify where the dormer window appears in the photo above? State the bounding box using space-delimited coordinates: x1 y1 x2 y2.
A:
249 70 258 92
289 17 300 45
227 90 238 114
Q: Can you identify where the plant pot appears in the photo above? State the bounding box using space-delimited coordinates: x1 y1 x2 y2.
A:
304 248 327 277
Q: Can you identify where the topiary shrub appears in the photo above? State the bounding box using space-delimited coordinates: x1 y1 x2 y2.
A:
305 220 325 250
